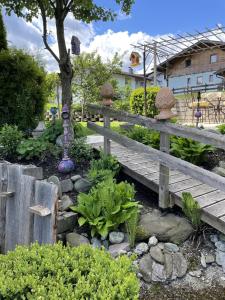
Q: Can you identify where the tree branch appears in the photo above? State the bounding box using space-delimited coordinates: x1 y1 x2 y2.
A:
62 0 73 20
49 0 56 9
38 0 60 63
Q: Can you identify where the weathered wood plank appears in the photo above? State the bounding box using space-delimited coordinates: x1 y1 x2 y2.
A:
195 190 225 208
88 122 225 194
169 178 202 193
29 205 51 217
33 181 58 244
0 163 8 253
88 103 225 150
203 200 225 218
104 115 111 154
176 184 216 198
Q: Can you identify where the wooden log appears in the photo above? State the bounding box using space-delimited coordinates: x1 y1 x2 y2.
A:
87 122 225 194
87 104 225 150
33 181 58 244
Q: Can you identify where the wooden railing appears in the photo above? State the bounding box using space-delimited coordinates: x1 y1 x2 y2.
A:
87 103 225 209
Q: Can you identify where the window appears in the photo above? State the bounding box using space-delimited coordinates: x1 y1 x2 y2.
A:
209 74 214 83
210 54 218 64
187 77 191 86
185 59 191 67
197 76 203 85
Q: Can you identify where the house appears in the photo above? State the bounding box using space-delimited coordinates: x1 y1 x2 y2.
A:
149 40 225 91
113 69 151 90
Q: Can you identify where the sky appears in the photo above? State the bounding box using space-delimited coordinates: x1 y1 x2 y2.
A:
2 0 225 72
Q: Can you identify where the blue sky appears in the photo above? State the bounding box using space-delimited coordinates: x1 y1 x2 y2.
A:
94 0 225 36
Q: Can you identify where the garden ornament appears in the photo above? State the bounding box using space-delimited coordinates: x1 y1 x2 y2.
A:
100 83 114 106
58 104 75 173
195 91 202 128
155 87 177 120
50 106 58 123
71 36 80 55
130 51 141 67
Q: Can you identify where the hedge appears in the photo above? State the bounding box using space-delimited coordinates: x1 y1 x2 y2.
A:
130 86 160 117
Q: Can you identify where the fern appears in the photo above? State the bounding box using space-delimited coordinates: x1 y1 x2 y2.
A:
126 208 139 248
182 192 201 229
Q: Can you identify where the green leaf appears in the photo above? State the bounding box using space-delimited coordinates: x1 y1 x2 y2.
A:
78 217 87 226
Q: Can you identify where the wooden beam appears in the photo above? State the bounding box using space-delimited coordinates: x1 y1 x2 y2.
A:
87 104 225 150
29 205 51 217
88 122 225 193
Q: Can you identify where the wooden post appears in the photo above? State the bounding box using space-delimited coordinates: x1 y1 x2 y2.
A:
104 115 111 155
159 130 170 209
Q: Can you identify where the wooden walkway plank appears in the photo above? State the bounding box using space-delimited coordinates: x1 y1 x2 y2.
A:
195 190 225 208
203 200 225 218
169 178 202 193
176 184 217 198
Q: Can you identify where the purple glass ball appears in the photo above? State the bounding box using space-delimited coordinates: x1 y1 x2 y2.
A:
58 159 75 174
195 110 202 118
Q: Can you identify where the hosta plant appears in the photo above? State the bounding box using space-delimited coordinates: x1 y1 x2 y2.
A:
182 192 201 229
89 151 121 175
71 178 141 238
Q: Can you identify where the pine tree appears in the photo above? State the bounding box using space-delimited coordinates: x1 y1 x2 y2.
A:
0 10 7 51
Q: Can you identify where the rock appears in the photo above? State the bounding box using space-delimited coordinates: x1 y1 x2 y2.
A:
57 211 78 234
136 211 193 244
215 241 225 252
91 237 102 249
134 243 149 256
59 195 73 211
61 179 73 193
219 233 225 242
210 234 219 244
109 231 125 244
109 242 130 258
74 178 92 193
200 253 207 268
213 167 225 177
71 175 82 182
172 252 187 278
148 236 158 247
216 250 225 266
150 244 165 264
151 261 167 282
139 254 153 283
48 175 62 198
56 134 64 147
164 243 179 253
164 252 173 279
219 161 225 169
66 232 90 247
205 254 215 264
102 239 109 249
189 270 202 278
57 233 66 243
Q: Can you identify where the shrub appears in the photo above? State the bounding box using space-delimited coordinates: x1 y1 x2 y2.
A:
0 243 139 299
182 192 201 229
17 138 60 160
71 178 140 238
41 119 63 143
73 122 88 138
88 168 114 186
0 124 23 160
125 126 160 149
0 49 46 131
171 136 213 165
69 137 93 165
130 86 160 117
113 99 130 112
72 102 82 112
217 124 225 134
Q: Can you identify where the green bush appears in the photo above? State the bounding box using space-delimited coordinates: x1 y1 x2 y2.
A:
0 49 46 131
125 126 160 149
113 99 130 112
69 137 93 165
217 124 225 134
0 243 139 299
90 152 121 175
0 10 7 51
73 122 88 138
0 124 23 160
72 178 140 238
88 168 114 186
17 138 60 160
41 119 63 143
171 136 213 165
130 86 160 117
72 103 82 112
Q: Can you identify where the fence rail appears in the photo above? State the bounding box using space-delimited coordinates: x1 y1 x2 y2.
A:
172 83 225 95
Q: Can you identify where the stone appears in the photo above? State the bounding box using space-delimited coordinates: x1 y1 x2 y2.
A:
71 175 82 182
200 253 207 268
102 240 109 249
213 167 225 177
59 195 73 211
109 231 125 244
216 250 225 266
164 252 173 279
48 175 62 198
57 212 78 234
108 242 130 258
205 254 215 264
215 241 225 252
136 211 193 244
219 161 225 169
164 243 179 253
151 261 167 282
61 179 73 193
189 270 202 278
56 134 64 147
150 244 165 264
74 178 92 193
172 252 187 278
91 237 102 249
66 232 90 247
57 233 66 243
134 243 149 256
219 233 225 242
148 236 158 247
210 234 219 244
139 254 153 283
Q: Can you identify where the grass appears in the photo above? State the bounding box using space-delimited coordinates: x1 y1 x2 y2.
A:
79 121 125 136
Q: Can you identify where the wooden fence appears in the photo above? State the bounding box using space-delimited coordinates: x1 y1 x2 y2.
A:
0 162 58 253
87 103 225 209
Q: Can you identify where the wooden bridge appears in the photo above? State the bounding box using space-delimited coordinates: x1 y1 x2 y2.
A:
87 103 225 235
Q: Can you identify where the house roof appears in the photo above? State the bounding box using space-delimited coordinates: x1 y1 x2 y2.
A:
114 71 151 81
157 40 225 72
